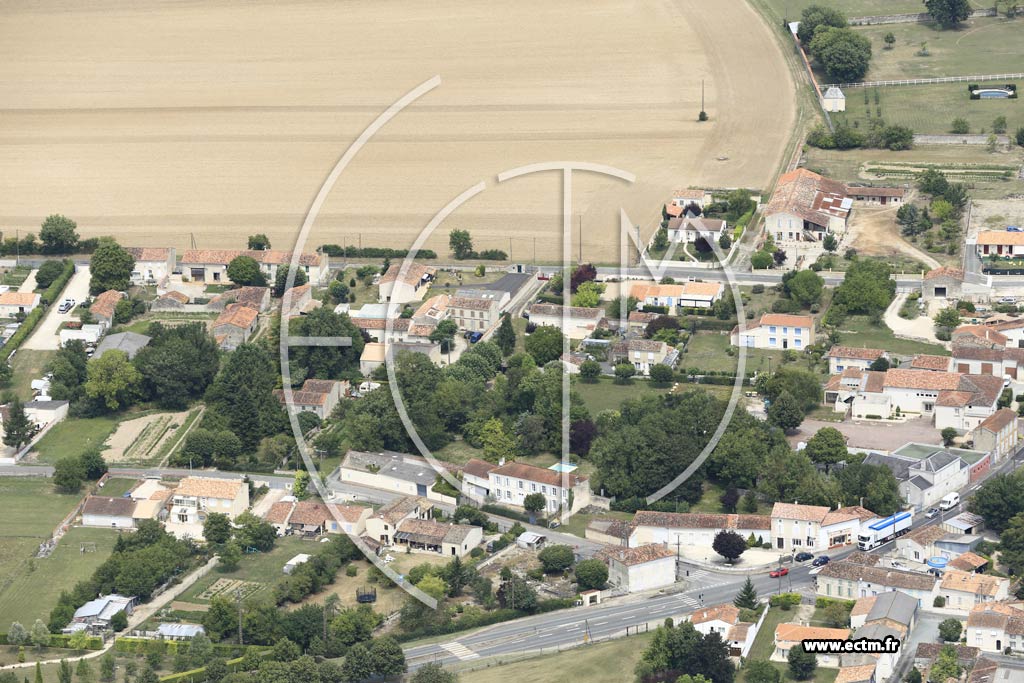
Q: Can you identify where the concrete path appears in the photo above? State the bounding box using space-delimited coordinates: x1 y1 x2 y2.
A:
17 269 38 293
883 293 947 349
23 265 91 351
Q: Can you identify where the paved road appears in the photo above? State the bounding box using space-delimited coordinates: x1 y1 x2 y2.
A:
22 264 90 351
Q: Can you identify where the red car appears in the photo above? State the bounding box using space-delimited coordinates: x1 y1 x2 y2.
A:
769 567 789 578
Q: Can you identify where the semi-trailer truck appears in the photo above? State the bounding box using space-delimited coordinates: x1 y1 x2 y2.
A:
857 510 914 550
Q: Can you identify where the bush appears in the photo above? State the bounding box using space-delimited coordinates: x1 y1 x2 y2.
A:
319 245 437 259
933 596 946 608
537 545 575 573
345 564 357 577
39 260 76 306
769 593 802 609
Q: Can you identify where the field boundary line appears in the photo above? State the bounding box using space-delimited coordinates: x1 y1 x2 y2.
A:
824 72 1024 90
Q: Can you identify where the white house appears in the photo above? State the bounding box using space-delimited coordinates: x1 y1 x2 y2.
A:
449 293 502 331
815 560 937 604
597 544 677 593
69 595 137 633
392 518 482 558
126 247 176 286
377 263 436 304
364 496 433 547
765 169 851 242
971 409 1019 464
486 461 591 514
165 476 250 540
666 216 728 244
632 282 724 312
181 249 327 285
862 449 972 511
731 313 815 350
770 503 877 552
527 303 605 339
610 339 677 376
966 602 1024 653
0 292 40 318
628 511 771 548
81 496 137 529
273 378 346 421
340 450 457 504
774 624 851 668
826 346 886 374
940 570 1010 612
669 188 711 209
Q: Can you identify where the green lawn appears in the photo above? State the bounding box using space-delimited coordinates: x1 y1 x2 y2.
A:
177 536 313 604
0 265 33 288
681 331 787 376
690 482 772 515
334 268 380 306
30 415 122 464
458 632 654 683
0 479 88 624
98 477 138 497
575 376 670 414
0 526 119 627
832 83 1023 136
739 607 837 683
559 510 634 539
836 314 949 356
755 0 927 22
9 349 56 402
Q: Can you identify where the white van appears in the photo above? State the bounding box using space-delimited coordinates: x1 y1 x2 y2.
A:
939 493 960 511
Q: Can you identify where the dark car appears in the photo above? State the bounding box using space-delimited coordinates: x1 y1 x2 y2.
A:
795 552 814 562
769 567 789 578
469 331 483 343
812 555 831 567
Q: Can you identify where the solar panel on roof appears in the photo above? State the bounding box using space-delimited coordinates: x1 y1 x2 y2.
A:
840 198 853 210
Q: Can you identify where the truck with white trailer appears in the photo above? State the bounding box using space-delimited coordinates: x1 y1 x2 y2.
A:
857 510 914 551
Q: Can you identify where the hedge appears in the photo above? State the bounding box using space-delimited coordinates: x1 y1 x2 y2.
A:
320 245 438 260
0 633 103 649
1 260 75 357
814 597 856 610
159 652 255 683
769 593 802 608
480 504 531 523
114 638 258 657
40 260 76 305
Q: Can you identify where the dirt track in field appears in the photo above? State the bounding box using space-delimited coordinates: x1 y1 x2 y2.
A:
0 0 795 263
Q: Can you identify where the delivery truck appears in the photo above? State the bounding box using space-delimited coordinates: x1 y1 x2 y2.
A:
857 510 914 550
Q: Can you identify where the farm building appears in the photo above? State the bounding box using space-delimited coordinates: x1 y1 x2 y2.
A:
597 544 677 593
82 496 137 529
821 86 845 112
765 169 851 242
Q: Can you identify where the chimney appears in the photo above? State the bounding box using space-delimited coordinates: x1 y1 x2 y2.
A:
499 457 505 466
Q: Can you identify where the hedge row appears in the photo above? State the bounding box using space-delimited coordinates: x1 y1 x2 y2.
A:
1 260 75 357
159 653 250 683
814 597 856 609
320 245 438 259
40 260 76 305
0 633 103 649
480 504 531 524
114 638 257 657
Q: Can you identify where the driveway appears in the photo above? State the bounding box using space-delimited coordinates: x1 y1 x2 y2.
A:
884 293 947 349
789 417 942 452
17 269 37 293
22 265 91 350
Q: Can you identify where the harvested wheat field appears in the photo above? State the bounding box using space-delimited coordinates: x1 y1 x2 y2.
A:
0 0 795 263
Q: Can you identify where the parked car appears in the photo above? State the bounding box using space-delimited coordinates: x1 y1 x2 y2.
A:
926 508 940 519
811 555 831 567
548 520 561 529
468 331 483 343
58 298 76 314
769 567 789 578
809 566 825 575
1000 296 1017 304
1007 226 1022 232
795 552 814 562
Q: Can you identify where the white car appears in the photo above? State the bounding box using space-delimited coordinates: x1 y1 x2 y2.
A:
58 298 76 314
809 566 825 575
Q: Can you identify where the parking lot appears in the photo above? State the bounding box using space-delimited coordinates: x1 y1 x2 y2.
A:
788 416 943 452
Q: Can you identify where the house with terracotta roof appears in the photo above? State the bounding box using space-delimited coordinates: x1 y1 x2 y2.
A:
449 292 502 332
845 185 905 206
267 499 371 537
597 544 677 593
816 560 937 603
629 511 771 548
181 249 327 285
770 503 876 552
953 325 1009 350
585 517 632 545
82 496 137 529
211 303 259 350
923 266 964 301
632 281 725 311
0 291 40 318
834 664 877 683
393 518 482 557
975 230 1024 260
895 524 951 565
826 346 886 374
165 476 249 540
377 262 436 304
364 496 434 547
90 290 126 327
773 623 851 667
609 338 677 375
460 458 497 501
940 569 1010 612
850 590 918 635
152 290 190 310
359 342 387 376
126 247 176 286
909 354 952 372
949 552 989 573
486 460 591 515
666 216 728 245
971 408 1019 463
950 343 1024 381
765 169 852 243
527 303 605 339
731 313 814 350
627 311 660 333
682 602 760 658
273 378 346 420
669 188 712 209
208 286 271 313
966 602 1024 653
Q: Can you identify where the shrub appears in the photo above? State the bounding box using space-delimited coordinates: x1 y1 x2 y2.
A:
933 596 946 608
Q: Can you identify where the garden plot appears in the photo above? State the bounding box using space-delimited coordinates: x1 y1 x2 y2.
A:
196 578 264 602
102 410 189 464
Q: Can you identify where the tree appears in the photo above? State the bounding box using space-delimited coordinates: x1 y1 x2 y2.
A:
786 270 824 307
524 325 564 365
135 667 159 683
579 359 601 382
649 363 674 385
884 32 896 49
204 659 228 683
89 238 135 295
273 265 307 298
614 362 636 384
203 513 232 545
538 544 575 573
205 344 286 450
134 323 221 410
951 117 970 134
741 489 759 514
768 390 803 432
941 426 958 447
822 233 838 252
574 558 608 590
35 663 43 683
939 617 963 642
930 646 962 683
934 306 960 330
495 313 516 355
53 457 84 493
429 319 459 355
35 260 67 289
1017 127 1024 147
993 116 1008 134
496 574 537 612
905 667 923 683
57 660 72 683
84 350 141 411
247 234 270 250
411 663 458 683
76 659 94 683
7 622 28 646
40 215 79 254
226 255 266 286
523 492 546 523
788 645 817 680
290 308 364 380
822 603 851 628
751 250 773 269
219 540 242 572
2 396 33 449
720 487 740 513
998 512 1024 574
100 652 116 682
635 621 734 683
734 577 758 610
773 249 788 266
804 427 847 471
712 530 746 563
796 5 847 43
832 258 895 315
809 27 873 82
924 0 972 27
745 660 780 683
479 418 514 463
110 610 128 632
970 469 1024 532
368 636 406 678
869 357 891 372
449 229 473 259
29 619 50 648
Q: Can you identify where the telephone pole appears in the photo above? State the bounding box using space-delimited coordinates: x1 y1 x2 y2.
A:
235 588 243 645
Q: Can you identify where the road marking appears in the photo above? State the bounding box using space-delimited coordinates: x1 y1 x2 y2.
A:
441 642 479 660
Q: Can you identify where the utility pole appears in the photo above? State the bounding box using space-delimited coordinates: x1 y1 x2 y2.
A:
235 588 243 645
578 215 583 264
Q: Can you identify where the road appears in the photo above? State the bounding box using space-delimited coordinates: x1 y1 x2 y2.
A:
22 264 90 351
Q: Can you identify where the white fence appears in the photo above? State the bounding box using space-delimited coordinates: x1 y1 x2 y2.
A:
823 72 1024 90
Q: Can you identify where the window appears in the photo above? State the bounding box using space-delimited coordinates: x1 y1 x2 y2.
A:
792 538 801 546
769 326 777 333
783 327 788 334
794 339 802 348
531 483 536 491
769 337 777 346
542 486 547 494
518 481 523 489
